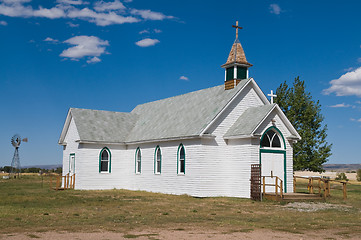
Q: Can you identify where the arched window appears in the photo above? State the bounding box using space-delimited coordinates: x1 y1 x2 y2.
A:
135 148 141 174
178 144 185 174
260 129 282 148
99 147 111 173
154 146 161 174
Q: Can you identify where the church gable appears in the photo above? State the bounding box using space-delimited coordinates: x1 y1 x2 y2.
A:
62 116 80 147
253 105 300 140
200 78 269 137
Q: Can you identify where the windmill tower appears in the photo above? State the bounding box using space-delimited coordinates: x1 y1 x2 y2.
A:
10 134 27 178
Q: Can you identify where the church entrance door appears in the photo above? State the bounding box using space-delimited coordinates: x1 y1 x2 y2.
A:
259 127 286 193
69 153 75 175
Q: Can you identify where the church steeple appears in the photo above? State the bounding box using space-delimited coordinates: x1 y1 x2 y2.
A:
222 21 252 90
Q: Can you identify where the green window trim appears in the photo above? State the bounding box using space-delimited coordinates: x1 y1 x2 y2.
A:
260 126 286 150
99 147 111 173
177 144 185 174
69 153 75 174
135 147 141 174
154 146 162 174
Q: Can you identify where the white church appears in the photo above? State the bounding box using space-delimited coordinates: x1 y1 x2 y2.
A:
58 23 301 198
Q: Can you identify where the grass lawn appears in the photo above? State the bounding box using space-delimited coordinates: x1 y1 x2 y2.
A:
0 175 360 235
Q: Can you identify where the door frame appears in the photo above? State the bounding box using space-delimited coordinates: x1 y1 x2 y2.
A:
259 126 287 193
69 153 75 175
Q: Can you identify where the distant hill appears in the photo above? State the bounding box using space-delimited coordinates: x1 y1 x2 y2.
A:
21 164 62 170
323 164 361 171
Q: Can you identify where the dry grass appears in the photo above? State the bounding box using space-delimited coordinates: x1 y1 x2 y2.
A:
0 175 360 235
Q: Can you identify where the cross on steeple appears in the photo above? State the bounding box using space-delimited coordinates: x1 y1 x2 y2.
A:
232 21 243 39
268 90 277 104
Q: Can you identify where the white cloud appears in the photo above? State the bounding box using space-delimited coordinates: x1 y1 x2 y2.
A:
1 0 31 4
269 4 281 15
131 9 173 20
323 66 361 97
67 21 79 27
94 0 125 12
0 20 7 25
56 0 85 5
356 101 361 104
33 7 66 19
139 29 149 34
0 1 65 18
44 37 59 43
60 35 109 63
154 28 161 33
87 56 101 63
0 0 173 26
329 103 351 108
351 118 361 122
179 76 189 81
135 38 159 47
67 7 139 26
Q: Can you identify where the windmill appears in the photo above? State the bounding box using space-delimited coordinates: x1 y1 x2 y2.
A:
10 134 28 178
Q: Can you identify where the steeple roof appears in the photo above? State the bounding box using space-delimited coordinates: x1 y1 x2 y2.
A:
222 38 252 67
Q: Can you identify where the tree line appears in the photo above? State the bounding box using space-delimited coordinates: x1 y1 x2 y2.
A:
0 166 62 174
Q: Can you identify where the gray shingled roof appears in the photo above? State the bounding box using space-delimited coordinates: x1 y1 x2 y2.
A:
69 79 251 143
126 80 249 142
224 104 276 137
71 108 138 143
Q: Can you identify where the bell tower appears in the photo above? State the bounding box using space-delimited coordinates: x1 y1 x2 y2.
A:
221 21 252 90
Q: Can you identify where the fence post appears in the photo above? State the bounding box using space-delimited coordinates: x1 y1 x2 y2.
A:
263 176 266 195
66 173 70 189
310 178 314 194
56 175 60 190
293 176 296 193
275 177 278 197
342 182 347 200
280 179 283 198
73 174 75 189
318 178 321 194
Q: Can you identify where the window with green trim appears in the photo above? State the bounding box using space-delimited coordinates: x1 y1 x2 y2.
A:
135 148 141 174
155 146 161 174
226 67 234 81
237 66 247 79
178 144 185 174
100 148 111 173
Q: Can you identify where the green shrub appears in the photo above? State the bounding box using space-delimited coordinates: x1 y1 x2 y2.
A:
357 169 361 181
335 172 349 181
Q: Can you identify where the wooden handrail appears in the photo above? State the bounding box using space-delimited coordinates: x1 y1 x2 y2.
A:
262 176 283 198
49 173 75 190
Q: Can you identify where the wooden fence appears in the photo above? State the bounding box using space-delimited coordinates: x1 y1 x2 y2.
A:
294 176 347 200
49 173 75 190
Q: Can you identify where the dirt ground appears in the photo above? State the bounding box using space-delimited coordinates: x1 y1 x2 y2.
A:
1 228 359 240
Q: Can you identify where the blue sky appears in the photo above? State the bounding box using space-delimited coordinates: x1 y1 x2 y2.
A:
1 0 360 167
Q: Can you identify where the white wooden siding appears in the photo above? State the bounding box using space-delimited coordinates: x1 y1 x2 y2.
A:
61 83 295 198
62 117 80 177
